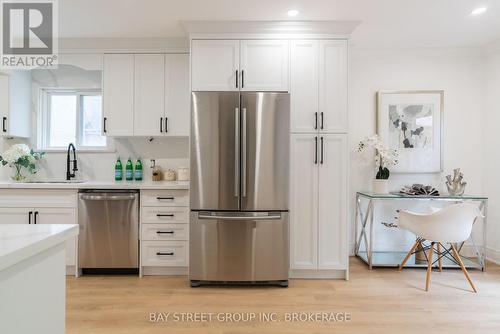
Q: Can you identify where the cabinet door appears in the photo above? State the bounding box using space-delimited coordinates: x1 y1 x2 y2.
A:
0 207 30 224
0 72 31 138
134 54 165 136
318 134 347 269
289 134 318 269
36 208 77 266
103 54 134 136
164 54 190 136
290 40 319 133
191 40 239 91
240 40 289 92
318 40 348 133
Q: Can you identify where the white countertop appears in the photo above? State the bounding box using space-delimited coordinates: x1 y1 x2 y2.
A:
0 224 79 271
0 180 189 190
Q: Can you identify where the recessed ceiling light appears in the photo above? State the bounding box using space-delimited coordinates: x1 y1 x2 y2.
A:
470 7 487 16
287 9 299 17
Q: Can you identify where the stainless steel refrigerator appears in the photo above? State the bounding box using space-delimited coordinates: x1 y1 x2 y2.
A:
190 92 290 287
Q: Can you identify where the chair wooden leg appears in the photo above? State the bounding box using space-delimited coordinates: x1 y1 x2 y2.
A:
437 243 442 272
425 242 434 291
451 244 477 293
399 240 420 270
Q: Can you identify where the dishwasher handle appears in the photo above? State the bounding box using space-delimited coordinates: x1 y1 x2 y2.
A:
80 194 136 201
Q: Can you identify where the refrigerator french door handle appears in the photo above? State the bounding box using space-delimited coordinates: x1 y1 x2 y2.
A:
314 136 318 164
234 107 240 197
242 107 247 197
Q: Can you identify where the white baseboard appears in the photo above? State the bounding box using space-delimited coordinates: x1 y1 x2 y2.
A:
142 266 188 276
486 247 500 265
289 269 348 280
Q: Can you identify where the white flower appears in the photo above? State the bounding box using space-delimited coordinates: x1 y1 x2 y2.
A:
1 144 31 164
357 135 399 169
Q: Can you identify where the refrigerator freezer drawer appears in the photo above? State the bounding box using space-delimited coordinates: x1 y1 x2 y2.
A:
189 211 289 282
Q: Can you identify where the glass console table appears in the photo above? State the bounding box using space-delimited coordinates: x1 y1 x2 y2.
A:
355 191 488 270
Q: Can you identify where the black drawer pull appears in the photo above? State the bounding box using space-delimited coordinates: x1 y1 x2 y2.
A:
157 197 174 200
156 231 174 234
156 252 174 256
156 214 174 217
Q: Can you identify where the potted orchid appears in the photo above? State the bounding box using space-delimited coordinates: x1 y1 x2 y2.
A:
0 144 45 182
358 135 398 194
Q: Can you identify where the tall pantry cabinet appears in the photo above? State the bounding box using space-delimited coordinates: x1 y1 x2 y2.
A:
289 40 348 278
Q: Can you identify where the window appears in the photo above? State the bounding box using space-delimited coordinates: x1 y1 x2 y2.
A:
40 89 107 150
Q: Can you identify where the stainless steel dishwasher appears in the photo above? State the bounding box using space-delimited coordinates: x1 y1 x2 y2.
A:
78 190 139 274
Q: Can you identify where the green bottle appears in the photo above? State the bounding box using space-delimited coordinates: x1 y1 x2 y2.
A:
114 158 123 181
125 158 134 181
134 159 143 181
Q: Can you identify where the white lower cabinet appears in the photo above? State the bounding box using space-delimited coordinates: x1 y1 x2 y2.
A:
0 190 78 273
289 134 348 277
139 189 189 276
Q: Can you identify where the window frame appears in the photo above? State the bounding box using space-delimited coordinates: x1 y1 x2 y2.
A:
38 88 110 152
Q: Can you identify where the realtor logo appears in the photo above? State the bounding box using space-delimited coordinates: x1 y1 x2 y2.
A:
1 0 58 69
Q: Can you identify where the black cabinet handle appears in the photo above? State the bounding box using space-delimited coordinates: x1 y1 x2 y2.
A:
160 117 163 133
165 117 168 133
156 252 174 256
235 70 239 88
103 117 107 133
2 117 6 132
314 136 318 164
241 70 244 88
156 214 174 217
314 112 318 130
156 231 174 234
320 112 324 130
28 211 33 224
34 211 39 224
320 137 324 164
157 197 174 200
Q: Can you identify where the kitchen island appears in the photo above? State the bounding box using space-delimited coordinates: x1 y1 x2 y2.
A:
0 224 79 334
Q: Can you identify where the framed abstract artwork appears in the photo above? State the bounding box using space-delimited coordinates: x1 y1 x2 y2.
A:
377 90 444 173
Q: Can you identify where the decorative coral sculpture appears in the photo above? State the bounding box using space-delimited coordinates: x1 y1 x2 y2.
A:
445 168 466 196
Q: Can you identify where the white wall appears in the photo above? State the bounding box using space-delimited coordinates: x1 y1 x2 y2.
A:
484 42 500 263
349 47 487 254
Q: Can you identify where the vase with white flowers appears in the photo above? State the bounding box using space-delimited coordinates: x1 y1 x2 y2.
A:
358 135 398 194
0 144 45 182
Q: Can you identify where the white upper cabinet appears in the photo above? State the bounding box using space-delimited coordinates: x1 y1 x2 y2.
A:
164 54 190 136
191 39 290 92
0 71 31 138
290 40 319 133
103 53 190 137
289 134 319 270
191 40 240 91
239 40 289 91
319 40 348 133
318 134 348 269
134 54 165 136
103 54 135 136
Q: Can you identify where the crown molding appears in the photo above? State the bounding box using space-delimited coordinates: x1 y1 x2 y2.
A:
181 20 360 39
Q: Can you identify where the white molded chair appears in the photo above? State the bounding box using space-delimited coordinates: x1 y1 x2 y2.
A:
398 203 482 292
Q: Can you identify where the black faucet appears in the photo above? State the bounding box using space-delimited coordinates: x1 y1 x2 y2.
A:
66 143 78 181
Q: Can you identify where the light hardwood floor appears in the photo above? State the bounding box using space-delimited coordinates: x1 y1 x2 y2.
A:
67 257 500 334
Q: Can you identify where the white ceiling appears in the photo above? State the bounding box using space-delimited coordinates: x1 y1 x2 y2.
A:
60 0 500 48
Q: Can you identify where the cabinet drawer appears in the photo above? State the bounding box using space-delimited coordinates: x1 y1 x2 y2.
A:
0 189 77 208
141 190 189 207
141 241 188 267
141 224 188 241
141 207 188 224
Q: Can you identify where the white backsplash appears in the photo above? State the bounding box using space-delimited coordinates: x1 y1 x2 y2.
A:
0 136 189 182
